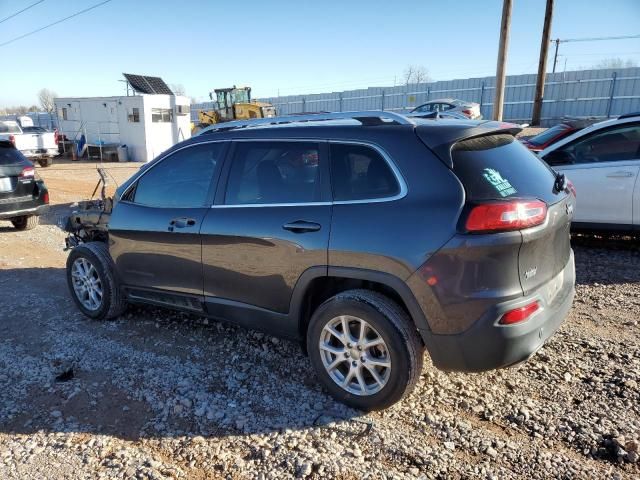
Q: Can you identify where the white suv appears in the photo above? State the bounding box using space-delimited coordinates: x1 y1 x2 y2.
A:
540 113 640 232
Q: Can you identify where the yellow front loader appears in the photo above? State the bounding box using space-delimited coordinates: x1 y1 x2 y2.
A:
194 86 276 132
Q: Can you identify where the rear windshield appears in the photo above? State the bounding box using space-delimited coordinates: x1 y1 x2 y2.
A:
0 146 28 165
0 123 21 134
527 124 569 146
452 134 561 204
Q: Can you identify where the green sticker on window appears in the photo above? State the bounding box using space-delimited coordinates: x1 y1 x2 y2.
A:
482 168 517 197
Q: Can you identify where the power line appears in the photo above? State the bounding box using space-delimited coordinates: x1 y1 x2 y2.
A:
0 0 45 24
0 0 112 48
557 34 640 43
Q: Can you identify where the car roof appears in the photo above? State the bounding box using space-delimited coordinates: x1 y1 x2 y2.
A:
539 114 640 156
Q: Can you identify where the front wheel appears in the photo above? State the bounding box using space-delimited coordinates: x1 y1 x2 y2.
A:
66 242 127 320
307 290 424 411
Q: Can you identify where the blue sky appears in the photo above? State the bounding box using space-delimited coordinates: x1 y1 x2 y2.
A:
2 0 639 106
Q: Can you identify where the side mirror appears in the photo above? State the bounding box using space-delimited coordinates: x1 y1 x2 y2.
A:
543 149 573 166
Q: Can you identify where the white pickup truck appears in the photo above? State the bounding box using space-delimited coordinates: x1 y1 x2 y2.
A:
0 120 58 167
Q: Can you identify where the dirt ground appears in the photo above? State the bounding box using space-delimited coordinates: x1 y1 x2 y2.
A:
0 159 638 479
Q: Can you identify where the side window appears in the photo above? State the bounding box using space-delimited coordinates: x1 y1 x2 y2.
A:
547 124 640 165
132 143 223 207
330 143 401 201
225 142 321 205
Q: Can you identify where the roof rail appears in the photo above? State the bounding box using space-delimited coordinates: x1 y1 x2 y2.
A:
196 110 415 135
618 111 640 120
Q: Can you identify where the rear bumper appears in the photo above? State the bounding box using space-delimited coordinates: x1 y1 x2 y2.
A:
22 149 58 158
421 249 575 372
0 182 49 220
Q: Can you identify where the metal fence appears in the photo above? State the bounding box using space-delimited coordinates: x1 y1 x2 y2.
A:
192 67 640 126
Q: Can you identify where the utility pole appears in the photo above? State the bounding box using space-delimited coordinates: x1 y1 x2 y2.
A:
532 0 554 126
493 0 513 121
552 38 560 73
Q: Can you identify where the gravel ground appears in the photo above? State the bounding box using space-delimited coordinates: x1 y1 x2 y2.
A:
0 162 638 479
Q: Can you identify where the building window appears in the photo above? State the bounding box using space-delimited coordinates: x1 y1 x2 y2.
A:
151 108 173 123
128 107 140 123
62 108 68 120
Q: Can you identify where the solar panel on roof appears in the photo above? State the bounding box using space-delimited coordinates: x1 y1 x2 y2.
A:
123 73 174 95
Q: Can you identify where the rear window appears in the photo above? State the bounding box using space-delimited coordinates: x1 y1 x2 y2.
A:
0 146 28 166
0 123 21 134
527 124 570 146
452 134 560 204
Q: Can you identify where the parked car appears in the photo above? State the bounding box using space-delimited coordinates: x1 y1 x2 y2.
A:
410 98 482 119
406 110 471 121
520 119 595 153
0 141 49 230
64 111 575 410
0 120 57 167
540 112 640 232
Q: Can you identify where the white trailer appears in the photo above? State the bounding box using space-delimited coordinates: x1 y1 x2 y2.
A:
54 94 191 163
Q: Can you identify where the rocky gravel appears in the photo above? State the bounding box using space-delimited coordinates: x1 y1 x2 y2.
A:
0 164 639 479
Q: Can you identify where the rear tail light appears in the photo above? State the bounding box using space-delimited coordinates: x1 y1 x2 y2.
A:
462 109 473 117
20 167 35 179
465 200 547 233
500 301 539 325
42 191 49 204
566 180 576 198
9 134 15 147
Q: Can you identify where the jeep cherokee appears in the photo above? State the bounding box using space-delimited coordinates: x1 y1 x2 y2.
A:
64 111 576 410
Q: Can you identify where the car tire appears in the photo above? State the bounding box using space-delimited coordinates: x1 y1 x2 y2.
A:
11 215 39 230
66 242 127 320
307 289 424 411
38 157 53 167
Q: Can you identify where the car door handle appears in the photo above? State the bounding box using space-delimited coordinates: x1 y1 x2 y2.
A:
606 171 634 178
168 217 196 230
282 221 321 233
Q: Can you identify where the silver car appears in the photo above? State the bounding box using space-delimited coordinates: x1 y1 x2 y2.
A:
410 98 482 119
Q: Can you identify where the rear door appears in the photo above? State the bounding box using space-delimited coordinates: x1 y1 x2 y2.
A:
109 141 226 296
201 140 331 320
542 123 640 226
452 134 573 295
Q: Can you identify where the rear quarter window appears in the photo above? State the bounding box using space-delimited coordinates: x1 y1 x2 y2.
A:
452 134 561 204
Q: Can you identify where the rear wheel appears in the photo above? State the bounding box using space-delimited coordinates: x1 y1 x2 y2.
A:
38 157 53 167
66 242 127 320
307 289 424 410
11 215 39 230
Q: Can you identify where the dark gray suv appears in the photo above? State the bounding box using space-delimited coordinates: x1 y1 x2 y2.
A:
65 111 576 410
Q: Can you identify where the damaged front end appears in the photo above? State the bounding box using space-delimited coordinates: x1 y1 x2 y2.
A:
63 168 113 249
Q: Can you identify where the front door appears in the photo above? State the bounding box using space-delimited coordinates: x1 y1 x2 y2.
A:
109 141 227 296
201 140 331 321
544 123 640 225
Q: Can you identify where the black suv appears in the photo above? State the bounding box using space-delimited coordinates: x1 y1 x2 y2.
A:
0 141 49 230
64 112 576 410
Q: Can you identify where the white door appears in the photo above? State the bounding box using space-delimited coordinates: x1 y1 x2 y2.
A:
543 123 640 226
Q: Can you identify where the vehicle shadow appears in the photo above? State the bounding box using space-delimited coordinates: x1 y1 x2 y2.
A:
0 266 362 442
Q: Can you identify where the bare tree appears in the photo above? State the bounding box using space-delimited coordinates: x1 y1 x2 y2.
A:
592 57 638 69
403 64 431 85
37 88 57 114
170 84 186 96
28 105 39 112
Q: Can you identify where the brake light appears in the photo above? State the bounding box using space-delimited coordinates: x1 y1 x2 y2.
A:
9 134 15 147
500 301 539 325
20 167 35 179
465 200 547 233
42 191 49 204
462 109 473 117
566 180 576 198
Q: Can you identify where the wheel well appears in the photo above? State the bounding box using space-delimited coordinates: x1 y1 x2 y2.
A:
298 276 413 339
